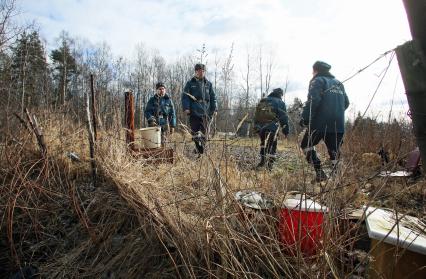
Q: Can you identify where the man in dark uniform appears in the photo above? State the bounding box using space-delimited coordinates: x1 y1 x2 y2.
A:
182 63 217 155
145 82 176 143
300 61 350 182
254 88 289 170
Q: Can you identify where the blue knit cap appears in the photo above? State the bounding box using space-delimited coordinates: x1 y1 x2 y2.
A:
313 61 331 73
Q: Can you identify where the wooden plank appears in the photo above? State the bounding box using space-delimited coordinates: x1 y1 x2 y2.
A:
84 89 97 186
90 74 97 141
369 239 426 279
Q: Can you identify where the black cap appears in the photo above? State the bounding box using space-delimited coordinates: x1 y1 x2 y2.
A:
272 88 284 96
194 63 205 71
313 61 331 73
155 82 165 89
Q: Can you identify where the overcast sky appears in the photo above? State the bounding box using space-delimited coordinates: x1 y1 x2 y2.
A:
18 0 412 120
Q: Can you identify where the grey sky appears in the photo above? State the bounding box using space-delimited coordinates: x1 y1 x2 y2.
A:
19 0 412 120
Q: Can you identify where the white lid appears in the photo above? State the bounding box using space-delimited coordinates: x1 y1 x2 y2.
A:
365 206 426 255
282 198 328 213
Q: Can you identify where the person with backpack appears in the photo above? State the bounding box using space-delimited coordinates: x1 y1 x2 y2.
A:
254 88 289 170
145 82 176 144
182 63 217 156
300 61 350 182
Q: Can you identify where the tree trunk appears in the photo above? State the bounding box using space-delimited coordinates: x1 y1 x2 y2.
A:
398 0 426 172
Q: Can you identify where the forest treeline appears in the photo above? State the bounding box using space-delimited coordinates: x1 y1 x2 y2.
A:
0 0 412 138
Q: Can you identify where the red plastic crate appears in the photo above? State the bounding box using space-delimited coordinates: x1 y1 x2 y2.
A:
278 199 327 256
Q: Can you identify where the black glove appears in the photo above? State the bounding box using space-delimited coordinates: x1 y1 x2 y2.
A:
299 118 308 128
148 119 157 127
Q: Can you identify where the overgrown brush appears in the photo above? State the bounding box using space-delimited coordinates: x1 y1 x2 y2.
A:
0 113 424 278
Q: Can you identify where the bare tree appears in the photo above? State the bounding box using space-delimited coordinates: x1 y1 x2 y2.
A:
258 46 263 98
221 43 234 109
0 0 22 50
264 51 274 95
197 43 208 64
219 43 234 131
258 46 275 97
242 49 251 110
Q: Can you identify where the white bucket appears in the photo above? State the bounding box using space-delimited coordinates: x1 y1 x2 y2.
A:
140 127 161 149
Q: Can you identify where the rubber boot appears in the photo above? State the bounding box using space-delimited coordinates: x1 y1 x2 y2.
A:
256 148 266 170
315 167 328 182
330 160 339 177
266 157 275 171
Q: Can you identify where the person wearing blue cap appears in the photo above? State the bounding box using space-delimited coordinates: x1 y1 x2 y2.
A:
300 61 350 182
253 88 289 170
145 82 176 144
182 63 217 156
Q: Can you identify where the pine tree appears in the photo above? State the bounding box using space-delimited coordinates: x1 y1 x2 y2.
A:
50 32 77 105
10 31 50 112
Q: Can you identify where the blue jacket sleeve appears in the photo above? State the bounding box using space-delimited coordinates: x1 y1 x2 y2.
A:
182 81 191 111
169 100 176 127
277 100 289 135
301 77 324 123
145 97 156 121
209 82 217 114
343 84 350 109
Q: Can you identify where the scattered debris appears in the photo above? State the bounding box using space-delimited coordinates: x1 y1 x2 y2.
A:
235 190 274 210
67 152 81 162
379 170 412 177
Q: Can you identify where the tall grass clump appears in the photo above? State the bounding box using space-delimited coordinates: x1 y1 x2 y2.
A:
1 112 424 278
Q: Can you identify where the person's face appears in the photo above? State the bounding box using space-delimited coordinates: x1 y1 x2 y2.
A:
157 87 166 96
312 69 318 76
195 68 205 79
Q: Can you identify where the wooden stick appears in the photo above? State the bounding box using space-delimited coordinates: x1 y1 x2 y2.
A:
24 108 47 158
90 74 98 141
13 112 29 131
125 91 135 150
84 89 97 187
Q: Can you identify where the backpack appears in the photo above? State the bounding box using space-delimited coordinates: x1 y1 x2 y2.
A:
254 98 276 124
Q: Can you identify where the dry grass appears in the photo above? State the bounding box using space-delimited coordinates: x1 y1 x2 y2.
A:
1 113 425 278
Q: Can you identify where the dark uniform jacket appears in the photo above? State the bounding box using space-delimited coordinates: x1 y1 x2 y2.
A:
254 91 290 136
145 93 176 128
301 73 350 133
182 77 217 118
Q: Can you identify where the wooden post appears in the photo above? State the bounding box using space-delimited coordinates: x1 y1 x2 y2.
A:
397 0 426 172
125 91 135 150
90 74 97 141
85 89 97 187
25 108 47 158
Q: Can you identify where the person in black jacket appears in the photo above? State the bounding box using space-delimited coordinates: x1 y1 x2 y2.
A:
182 63 217 156
145 82 176 143
300 61 350 182
254 88 289 170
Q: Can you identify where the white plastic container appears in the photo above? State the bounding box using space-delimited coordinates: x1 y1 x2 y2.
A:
365 206 426 278
365 206 426 255
140 127 161 149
